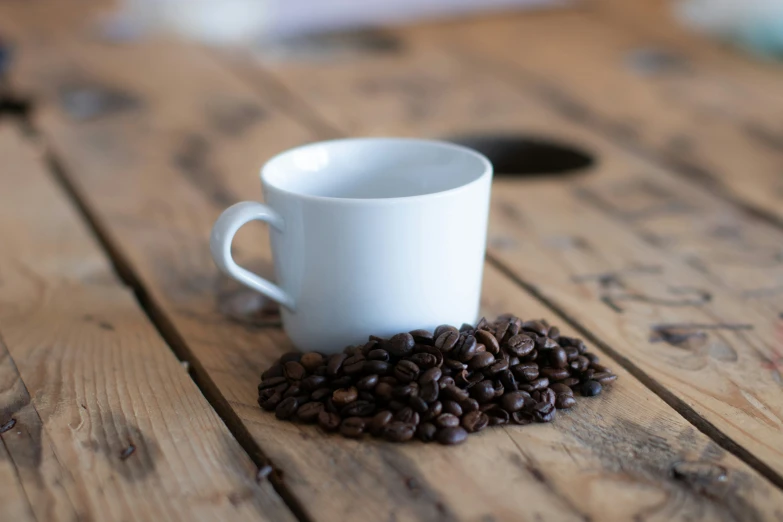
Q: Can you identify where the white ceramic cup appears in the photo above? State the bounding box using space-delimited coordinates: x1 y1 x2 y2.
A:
210 138 493 353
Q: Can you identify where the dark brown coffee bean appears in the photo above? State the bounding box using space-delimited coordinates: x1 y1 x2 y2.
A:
368 348 390 361
454 335 478 362
419 367 442 385
364 360 391 375
442 384 469 402
374 382 393 401
494 322 510 344
535 337 559 350
565 346 579 361
299 352 323 372
410 329 434 345
550 347 568 369
317 410 341 431
547 326 560 339
358 391 376 402
394 407 420 426
332 387 358 406
414 345 444 366
419 381 440 403
570 356 589 373
469 351 495 370
388 400 406 412
342 400 375 417
394 360 420 383
453 369 472 389
593 372 617 385
258 376 287 390
585 353 600 365
300 375 326 391
540 367 571 381
575 340 588 354
409 396 429 413
505 334 535 357
460 398 480 413
392 384 416 399
470 380 495 403
436 426 468 445
549 383 573 396
421 401 443 421
326 353 347 376
416 422 437 442
561 377 580 387
343 359 366 375
500 391 529 412
434 330 460 352
504 322 521 343
458 322 473 333
511 363 539 382
361 340 379 356
435 413 460 429
511 410 534 425
539 388 556 407
324 398 339 414
524 377 549 391
340 417 365 438
483 404 510 425
486 359 509 376
498 370 518 393
492 379 505 398
283 385 303 399
475 317 490 331
308 387 329 401
475 329 500 355
438 376 456 389
522 320 548 337
329 376 353 389
297 402 323 423
387 333 414 357
441 400 463 417
582 369 596 381
581 380 602 396
261 364 284 380
370 410 393 436
258 387 277 402
590 363 612 373
344 345 362 357
260 392 282 411
521 349 538 363
356 374 379 391
379 376 398 385
275 397 298 420
461 410 489 433
555 394 576 409
409 353 438 369
434 324 459 339
533 402 556 422
384 422 415 442
279 352 301 364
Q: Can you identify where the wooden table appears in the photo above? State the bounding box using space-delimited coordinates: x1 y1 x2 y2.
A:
2 1 783 520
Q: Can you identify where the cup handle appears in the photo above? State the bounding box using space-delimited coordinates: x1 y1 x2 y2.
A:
210 201 296 311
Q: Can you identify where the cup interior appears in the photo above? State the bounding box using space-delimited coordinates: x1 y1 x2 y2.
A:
261 138 491 200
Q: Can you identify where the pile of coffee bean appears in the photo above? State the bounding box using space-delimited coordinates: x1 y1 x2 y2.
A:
257 314 616 445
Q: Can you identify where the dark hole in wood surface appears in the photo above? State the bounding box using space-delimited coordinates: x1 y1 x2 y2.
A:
445 134 595 176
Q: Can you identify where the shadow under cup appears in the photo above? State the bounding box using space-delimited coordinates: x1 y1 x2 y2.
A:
259 138 494 352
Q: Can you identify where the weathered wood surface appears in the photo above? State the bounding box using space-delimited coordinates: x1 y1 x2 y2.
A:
0 122 295 521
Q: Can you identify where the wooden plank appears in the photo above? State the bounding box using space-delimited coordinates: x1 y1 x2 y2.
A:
4 10 783 522
0 123 295 521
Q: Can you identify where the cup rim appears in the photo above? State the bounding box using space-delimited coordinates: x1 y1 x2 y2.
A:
259 137 493 204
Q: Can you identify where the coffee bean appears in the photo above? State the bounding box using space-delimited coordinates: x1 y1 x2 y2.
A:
540 367 571 381
260 392 282 411
581 380 602 397
533 402 556 422
524 377 549 391
318 410 341 431
409 352 438 369
585 353 600 365
591 363 613 374
443 359 466 373
419 367 442 385
476 329 500 355
361 340 379 356
442 384 470 402
395 407 420 426
342 400 375 417
374 382 393 401
548 326 560 339
486 359 509 376
555 394 576 409
384 422 415 442
570 356 589 373
388 400 406 412
310 387 332 402
394 360 420 383
438 376 456 389
560 377 580 387
410 329 434 345
379 376 398 385
460 398 480 413
329 376 353 389
340 417 365 438
454 335 478 362
368 349 390 361
358 391 375 402
421 401 443 421
475 317 490 331
364 360 391 375
327 353 347 376
258 387 276 402
500 391 529 412
511 363 539 382
258 376 287 390
297 402 323 423
388 333 415 357
283 385 303 399
535 337 559 350
539 388 556 407
300 375 325 391
505 334 535 357
468 352 495 370
565 346 579 361
549 383 573 396
593 372 617 385
462 411 489 433
261 364 284 380
392 384 416 399
343 359 366 375
482 404 510 425
357 374 379 390
435 413 460 429
511 411 534 425
299 352 324 372
550 347 568 369
454 369 472 389
370 410 393 436
416 422 437 442
419 381 440 402
434 331 460 352
414 345 444 367
470 380 495 403
344 345 362 357
522 320 548 337
441 400 463 417
332 387 358 406
582 369 595 381
279 352 301 364
498 370 518 393
575 340 588 354
459 322 474 333
436 426 468 445
275 397 298 420
494 322 510 344
434 324 459 339
409 396 429 413
324 399 339 414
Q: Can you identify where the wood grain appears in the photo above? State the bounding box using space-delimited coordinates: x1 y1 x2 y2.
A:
0 123 295 522
4 6 783 521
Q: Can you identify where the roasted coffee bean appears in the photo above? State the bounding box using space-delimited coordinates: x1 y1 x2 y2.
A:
555 394 576 409
410 329 434 345
392 384 416 399
409 396 429 413
434 324 459 339
297 402 323 423
416 422 437 442
275 397 298 420
369 335 385 343
409 352 438 369
524 377 549 391
357 374 379 390
394 360 421 383
505 334 535 357
332 387 358 406
283 385 302 399
273 382 289 394
438 376 456 389
575 340 588 354
258 376 287 390
470 380 496 403
374 382 393 401
419 381 440 403
318 410 341 431
344 345 362 357
311 387 332 402
454 369 472 389
533 402 556 422
434 330 460 352
522 320 548 337
581 380 602 397
370 410 393 436
442 384 470 402
494 322 510 344
364 360 391 375
379 376 398 385
421 401 443 421
476 329 500 355
437 426 468 445
415 345 444 366
326 353 347 376
358 391 376 402
459 322 473 333
585 353 600 365
258 387 277 402
343 359 366 375
560 377 580 387
547 326 560 339
454 335 478 362
419 367 442 385
300 375 327 392
511 411 534 425
441 400 463 417
521 349 538 363
540 367 571 381
324 399 339 414
330 376 353 389
279 352 301 364
435 413 460 429
482 404 510 425
475 317 490 331
384 422 415 442
550 347 568 369
340 417 365 438
582 369 595 381
361 341 379 356
486 359 509 376
461 410 489 433
388 333 415 357
460 398 480 413
504 322 521 343
262 364 284 380
388 400 406 412
342 400 375 417
300 352 324 372
539 388 556 407
469 352 495 370
500 391 529 412
394 407 420 426
557 336 577 347
260 392 282 411
549 383 573 396
593 372 618 385
492 380 505 398
535 337 559 350
368 348 390 361
570 356 589 373
564 346 580 362
498 370 518 393
511 363 539 382
591 363 613 374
